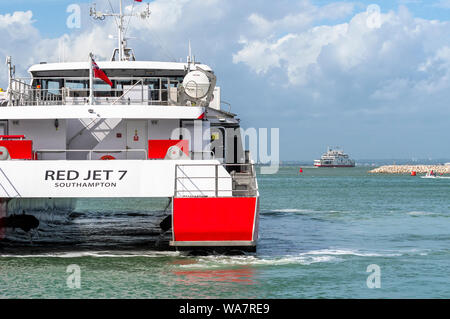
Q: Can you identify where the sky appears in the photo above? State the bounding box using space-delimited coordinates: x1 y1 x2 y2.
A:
1 0 450 161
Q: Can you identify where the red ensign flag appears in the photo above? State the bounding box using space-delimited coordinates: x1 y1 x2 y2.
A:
91 58 113 87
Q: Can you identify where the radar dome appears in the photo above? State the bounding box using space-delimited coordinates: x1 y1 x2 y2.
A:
182 70 211 99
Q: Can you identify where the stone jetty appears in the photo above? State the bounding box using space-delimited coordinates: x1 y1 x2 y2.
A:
369 165 450 174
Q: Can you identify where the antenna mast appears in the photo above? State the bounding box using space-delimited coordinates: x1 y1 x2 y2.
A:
90 0 151 61
6 56 15 106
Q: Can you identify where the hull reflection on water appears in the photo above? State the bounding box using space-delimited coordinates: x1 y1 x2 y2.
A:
0 198 173 253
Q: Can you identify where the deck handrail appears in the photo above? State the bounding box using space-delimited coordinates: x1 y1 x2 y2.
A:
6 76 180 107
35 149 148 160
174 163 258 198
112 79 144 105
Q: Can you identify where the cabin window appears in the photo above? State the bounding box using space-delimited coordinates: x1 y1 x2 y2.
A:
31 73 184 104
33 79 63 95
46 80 62 95
93 82 112 97
65 80 87 90
64 80 88 97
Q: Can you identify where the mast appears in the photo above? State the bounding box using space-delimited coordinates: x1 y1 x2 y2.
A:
118 0 124 61
89 53 94 105
90 0 151 62
6 56 14 106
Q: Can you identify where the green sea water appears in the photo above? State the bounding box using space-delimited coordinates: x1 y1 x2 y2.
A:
1 167 449 298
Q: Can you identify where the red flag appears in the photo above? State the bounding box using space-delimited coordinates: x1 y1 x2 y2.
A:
91 58 113 87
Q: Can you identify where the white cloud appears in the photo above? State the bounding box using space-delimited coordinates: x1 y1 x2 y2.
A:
233 24 348 84
0 9 117 86
233 5 450 116
0 11 41 86
244 1 355 41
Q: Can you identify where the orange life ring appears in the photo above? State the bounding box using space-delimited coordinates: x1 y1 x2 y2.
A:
100 155 116 160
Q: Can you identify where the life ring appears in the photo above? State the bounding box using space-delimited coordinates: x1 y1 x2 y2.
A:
100 155 115 160
0 146 11 160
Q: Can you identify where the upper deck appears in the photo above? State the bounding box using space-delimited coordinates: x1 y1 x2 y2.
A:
5 60 219 110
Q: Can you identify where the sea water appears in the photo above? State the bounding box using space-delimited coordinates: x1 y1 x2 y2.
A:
0 167 449 298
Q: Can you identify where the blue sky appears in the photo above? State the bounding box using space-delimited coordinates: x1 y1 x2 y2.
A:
3 0 450 37
2 0 450 161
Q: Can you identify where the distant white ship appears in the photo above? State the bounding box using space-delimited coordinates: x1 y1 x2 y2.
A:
314 147 355 167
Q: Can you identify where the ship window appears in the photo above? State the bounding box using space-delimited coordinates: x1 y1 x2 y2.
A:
64 79 89 97
161 78 168 102
47 80 62 94
31 74 183 102
147 78 160 102
38 79 63 95
93 82 112 98
65 80 87 90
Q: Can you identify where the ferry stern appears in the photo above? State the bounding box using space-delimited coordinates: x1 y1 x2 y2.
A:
0 0 260 253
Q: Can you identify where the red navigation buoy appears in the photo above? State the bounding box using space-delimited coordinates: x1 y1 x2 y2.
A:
299 168 303 173
411 171 416 176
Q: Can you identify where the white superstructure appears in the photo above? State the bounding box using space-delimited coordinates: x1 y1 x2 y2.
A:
314 147 355 167
0 0 259 252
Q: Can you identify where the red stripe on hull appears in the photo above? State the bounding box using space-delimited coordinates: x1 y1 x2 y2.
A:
173 197 258 242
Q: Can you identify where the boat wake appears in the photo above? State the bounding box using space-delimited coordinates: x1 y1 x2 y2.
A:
172 248 414 269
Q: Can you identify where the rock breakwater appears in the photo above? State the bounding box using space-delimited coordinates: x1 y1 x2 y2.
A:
369 165 450 174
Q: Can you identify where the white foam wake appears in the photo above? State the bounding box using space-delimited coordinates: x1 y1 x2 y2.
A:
174 248 407 269
176 254 338 269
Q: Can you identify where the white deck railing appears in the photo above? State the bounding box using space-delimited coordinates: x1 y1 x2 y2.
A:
5 76 181 107
174 163 258 198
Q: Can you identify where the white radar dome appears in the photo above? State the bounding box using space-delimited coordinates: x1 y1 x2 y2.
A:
182 70 211 99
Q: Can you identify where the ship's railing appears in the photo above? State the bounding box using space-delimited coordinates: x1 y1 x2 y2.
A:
174 163 258 198
35 149 148 160
33 149 215 161
5 77 182 107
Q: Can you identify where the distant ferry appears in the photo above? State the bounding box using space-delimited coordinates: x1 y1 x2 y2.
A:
314 147 355 167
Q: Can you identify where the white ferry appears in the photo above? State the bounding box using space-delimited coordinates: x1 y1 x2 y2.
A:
0 1 259 252
314 147 355 167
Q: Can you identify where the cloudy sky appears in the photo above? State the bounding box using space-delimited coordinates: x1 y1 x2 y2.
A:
1 0 450 161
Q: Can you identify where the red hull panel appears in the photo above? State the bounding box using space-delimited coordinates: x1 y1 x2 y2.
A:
173 197 257 242
0 140 33 160
148 140 189 159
